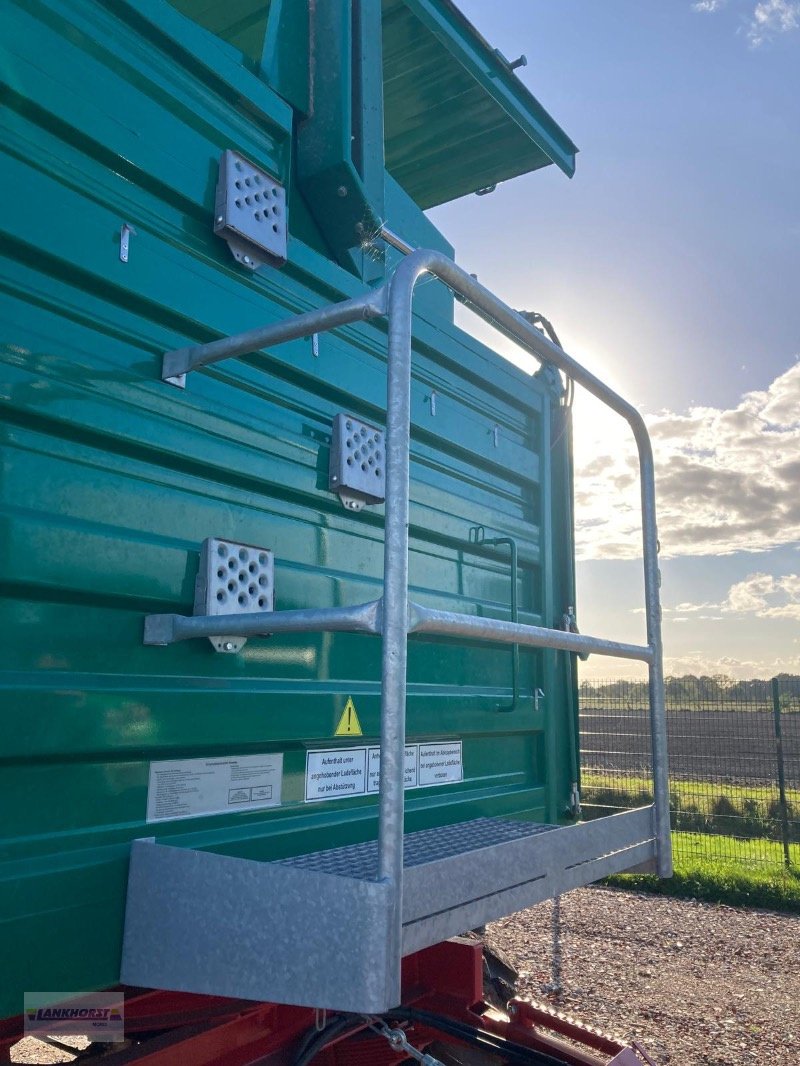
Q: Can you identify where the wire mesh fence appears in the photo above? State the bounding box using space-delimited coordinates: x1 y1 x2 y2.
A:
579 675 800 871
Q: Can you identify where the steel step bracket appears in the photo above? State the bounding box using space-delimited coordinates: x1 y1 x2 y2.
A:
121 809 655 1013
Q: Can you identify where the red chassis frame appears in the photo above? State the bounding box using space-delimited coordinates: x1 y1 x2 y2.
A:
0 940 651 1065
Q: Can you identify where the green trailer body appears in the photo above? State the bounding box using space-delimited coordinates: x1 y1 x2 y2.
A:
0 0 590 1018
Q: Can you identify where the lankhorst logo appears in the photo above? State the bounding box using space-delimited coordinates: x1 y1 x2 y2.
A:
24 993 124 1042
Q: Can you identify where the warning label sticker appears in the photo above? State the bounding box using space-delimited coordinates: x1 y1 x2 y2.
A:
367 745 419 793
305 748 367 801
418 742 463 786
305 742 462 801
334 696 363 736
147 753 283 823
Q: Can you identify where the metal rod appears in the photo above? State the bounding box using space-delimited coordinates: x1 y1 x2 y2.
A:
480 537 519 711
377 225 415 256
374 249 672 999
408 604 653 662
771 677 793 869
374 254 415 1006
143 600 382 646
143 594 649 660
162 290 387 383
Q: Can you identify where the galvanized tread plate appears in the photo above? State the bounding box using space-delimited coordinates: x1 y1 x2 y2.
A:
281 816 556 879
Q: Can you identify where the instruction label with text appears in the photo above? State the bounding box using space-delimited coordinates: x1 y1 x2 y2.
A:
147 753 283 823
305 742 462 801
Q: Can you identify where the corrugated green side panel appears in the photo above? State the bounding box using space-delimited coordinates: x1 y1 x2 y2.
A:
0 0 576 1018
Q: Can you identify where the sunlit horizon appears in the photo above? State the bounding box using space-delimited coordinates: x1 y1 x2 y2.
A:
430 0 800 683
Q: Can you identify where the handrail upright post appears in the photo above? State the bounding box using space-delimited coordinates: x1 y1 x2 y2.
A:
375 261 418 1006
639 448 672 877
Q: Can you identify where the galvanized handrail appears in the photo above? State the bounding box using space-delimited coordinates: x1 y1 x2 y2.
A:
151 250 671 999
161 291 387 387
143 598 651 660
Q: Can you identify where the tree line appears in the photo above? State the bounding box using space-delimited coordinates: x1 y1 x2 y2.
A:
579 673 800 705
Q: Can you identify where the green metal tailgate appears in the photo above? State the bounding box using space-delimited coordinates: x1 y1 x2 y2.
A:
0 0 578 1019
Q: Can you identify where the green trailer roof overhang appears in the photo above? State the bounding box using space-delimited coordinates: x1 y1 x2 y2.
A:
382 0 578 208
167 0 578 210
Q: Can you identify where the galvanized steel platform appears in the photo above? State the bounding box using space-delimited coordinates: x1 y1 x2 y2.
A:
121 807 656 1013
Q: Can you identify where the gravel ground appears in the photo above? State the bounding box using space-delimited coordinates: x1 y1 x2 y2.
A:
488 886 800 1066
12 887 799 1065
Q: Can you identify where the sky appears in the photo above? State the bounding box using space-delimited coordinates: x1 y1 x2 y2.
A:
427 0 800 680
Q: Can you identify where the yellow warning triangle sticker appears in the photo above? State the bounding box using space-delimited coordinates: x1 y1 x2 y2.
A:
334 696 363 736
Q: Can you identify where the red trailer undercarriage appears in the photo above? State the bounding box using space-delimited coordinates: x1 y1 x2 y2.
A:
0 940 655 1066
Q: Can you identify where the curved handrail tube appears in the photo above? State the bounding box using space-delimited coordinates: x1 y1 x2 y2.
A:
378 253 670 936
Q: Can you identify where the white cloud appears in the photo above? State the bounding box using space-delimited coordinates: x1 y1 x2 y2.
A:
646 571 800 625
722 571 800 619
573 360 800 561
747 0 800 43
690 0 800 44
663 651 800 678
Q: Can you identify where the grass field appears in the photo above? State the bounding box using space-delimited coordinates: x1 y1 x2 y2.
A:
582 771 799 845
581 773 800 910
582 770 800 812
672 830 800 873
607 831 800 912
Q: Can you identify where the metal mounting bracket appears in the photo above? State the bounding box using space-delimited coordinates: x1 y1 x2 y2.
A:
213 150 287 271
193 537 274 653
329 413 386 511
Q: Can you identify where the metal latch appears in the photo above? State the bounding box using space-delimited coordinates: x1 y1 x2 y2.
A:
193 537 274 653
213 150 287 271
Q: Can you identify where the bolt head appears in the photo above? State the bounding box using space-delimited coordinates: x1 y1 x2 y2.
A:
337 185 348 198
223 641 234 652
243 255 251 265
216 215 224 225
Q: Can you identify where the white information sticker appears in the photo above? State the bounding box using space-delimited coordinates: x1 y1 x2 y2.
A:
305 748 367 801
367 745 419 793
304 742 463 801
147 753 283 823
418 741 463 786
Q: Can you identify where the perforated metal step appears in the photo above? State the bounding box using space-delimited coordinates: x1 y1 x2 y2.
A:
281 817 556 879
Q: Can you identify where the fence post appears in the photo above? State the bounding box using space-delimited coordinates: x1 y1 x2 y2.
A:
770 677 792 869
